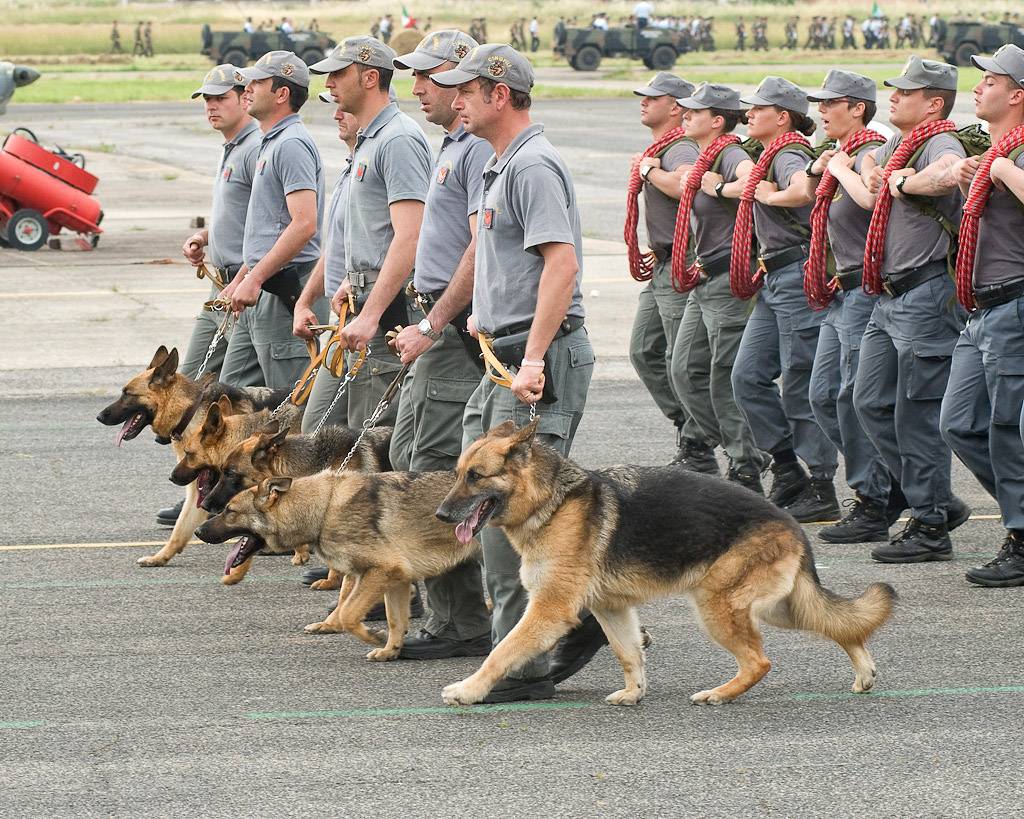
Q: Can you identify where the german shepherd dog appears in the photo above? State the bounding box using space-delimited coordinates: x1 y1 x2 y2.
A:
169 395 304 583
95 346 287 570
436 420 896 707
195 471 478 659
202 421 393 591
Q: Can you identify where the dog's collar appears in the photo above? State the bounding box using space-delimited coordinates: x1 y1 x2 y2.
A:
170 396 202 441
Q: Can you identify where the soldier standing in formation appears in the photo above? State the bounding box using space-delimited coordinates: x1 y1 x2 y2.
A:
110 21 122 55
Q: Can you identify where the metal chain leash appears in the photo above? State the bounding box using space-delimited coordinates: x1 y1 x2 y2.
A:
194 306 234 380
334 362 408 472
272 344 370 423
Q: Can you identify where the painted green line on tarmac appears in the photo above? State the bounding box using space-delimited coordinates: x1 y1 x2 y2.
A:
0 720 45 729
247 701 591 721
789 684 1024 702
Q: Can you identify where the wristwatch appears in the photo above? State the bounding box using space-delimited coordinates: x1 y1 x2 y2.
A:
417 317 441 341
640 163 653 180
895 174 908 194
714 181 726 198
805 157 823 178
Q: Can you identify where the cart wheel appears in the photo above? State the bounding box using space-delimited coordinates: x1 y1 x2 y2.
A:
5 208 49 251
91 233 101 248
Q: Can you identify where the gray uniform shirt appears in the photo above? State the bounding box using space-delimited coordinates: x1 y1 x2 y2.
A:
690 143 746 260
474 123 585 335
322 159 352 296
208 120 261 269
345 102 431 279
827 147 876 272
242 113 324 269
644 138 697 251
874 132 965 275
974 153 1024 288
753 148 813 255
414 125 492 294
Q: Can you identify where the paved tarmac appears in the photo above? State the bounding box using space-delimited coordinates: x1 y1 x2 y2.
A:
1 99 1022 818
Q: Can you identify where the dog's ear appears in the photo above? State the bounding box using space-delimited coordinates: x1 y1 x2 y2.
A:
255 476 292 511
197 371 217 390
149 348 178 387
148 345 170 369
202 402 224 438
252 422 285 468
507 418 539 458
490 420 518 439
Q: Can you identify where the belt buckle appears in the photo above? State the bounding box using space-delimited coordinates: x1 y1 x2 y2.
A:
756 257 767 277
350 271 366 288
828 274 841 290
695 260 708 283
882 279 895 298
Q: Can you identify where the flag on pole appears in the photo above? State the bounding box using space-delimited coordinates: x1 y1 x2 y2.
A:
401 4 417 28
871 2 883 18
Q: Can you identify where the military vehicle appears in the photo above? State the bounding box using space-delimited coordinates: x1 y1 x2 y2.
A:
200 25 336 67
563 26 687 71
938 20 1024 66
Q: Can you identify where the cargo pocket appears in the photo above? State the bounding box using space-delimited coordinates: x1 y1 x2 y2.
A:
991 356 1024 425
418 377 481 457
511 405 573 444
780 325 820 372
269 340 312 390
905 338 955 400
568 342 596 369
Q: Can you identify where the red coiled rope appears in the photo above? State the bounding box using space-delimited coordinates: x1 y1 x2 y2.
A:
670 133 741 292
955 125 1024 311
729 132 812 299
624 127 690 282
862 119 957 295
803 128 884 310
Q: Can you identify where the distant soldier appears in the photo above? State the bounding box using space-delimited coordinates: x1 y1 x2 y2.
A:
529 16 540 52
143 21 154 57
110 21 122 55
842 15 857 49
469 18 482 42
243 17 255 34
479 17 488 41
786 18 799 50
509 21 523 50
132 21 145 57
553 17 567 55
735 18 746 51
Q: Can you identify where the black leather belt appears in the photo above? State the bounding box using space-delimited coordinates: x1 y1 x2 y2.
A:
216 263 242 283
973 278 1024 310
415 288 443 306
834 267 863 292
695 251 732 279
881 260 945 298
491 315 585 339
760 244 808 274
651 245 672 263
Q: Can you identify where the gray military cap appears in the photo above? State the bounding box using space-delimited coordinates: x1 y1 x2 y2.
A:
740 76 809 115
634 72 695 100
971 44 1024 88
676 82 743 111
309 36 397 74
430 43 535 94
807 69 877 103
191 64 243 99
884 55 958 91
320 85 398 104
393 29 479 71
235 51 310 89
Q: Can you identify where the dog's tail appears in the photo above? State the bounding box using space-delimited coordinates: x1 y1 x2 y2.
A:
783 547 896 646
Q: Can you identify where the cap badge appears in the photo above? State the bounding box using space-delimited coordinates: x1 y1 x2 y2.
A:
358 46 373 63
281 62 295 77
233 70 245 84
487 56 511 79
431 35 442 51
454 42 470 59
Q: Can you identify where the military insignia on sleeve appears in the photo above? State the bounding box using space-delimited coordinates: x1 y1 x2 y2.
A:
482 208 495 229
437 166 449 185
358 46 373 63
281 62 295 77
487 57 511 79
454 42 470 60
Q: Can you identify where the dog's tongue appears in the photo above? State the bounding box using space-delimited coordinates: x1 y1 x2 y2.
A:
224 536 249 575
196 469 213 506
455 504 483 545
114 413 142 448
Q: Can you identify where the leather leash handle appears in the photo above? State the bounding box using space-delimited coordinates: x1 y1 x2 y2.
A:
478 334 514 389
196 262 228 291
325 300 350 377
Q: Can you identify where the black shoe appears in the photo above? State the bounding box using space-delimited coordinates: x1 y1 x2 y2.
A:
818 495 889 543
362 585 425 622
768 461 809 508
547 613 609 685
783 478 840 523
965 533 1024 587
885 483 908 526
946 496 972 531
670 436 719 476
871 518 952 563
399 629 492 659
726 461 764 495
481 676 556 703
156 498 184 527
301 566 330 586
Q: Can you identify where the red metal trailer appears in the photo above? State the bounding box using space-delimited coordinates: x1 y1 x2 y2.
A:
0 129 103 251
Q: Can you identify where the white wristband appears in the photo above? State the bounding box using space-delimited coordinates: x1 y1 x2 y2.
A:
520 358 545 369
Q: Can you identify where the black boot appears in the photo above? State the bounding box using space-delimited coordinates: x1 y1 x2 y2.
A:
767 460 808 508
783 478 840 523
885 483 907 526
726 460 764 495
946 496 972 531
871 518 952 563
670 435 719 475
818 495 889 543
156 498 184 527
547 613 609 684
965 532 1024 588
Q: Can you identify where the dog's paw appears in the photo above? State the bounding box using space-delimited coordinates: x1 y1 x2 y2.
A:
303 620 343 634
441 680 486 706
605 688 644 706
137 554 169 567
220 571 245 586
852 666 877 693
291 552 310 566
366 646 400 662
309 577 342 591
690 688 733 706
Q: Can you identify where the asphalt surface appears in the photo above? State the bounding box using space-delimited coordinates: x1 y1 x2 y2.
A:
2 98 1022 818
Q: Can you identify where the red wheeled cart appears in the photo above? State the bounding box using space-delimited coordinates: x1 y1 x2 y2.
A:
0 129 103 251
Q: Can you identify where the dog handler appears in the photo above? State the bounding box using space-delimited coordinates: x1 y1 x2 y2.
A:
432 45 598 701
386 30 497 659
220 51 328 389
